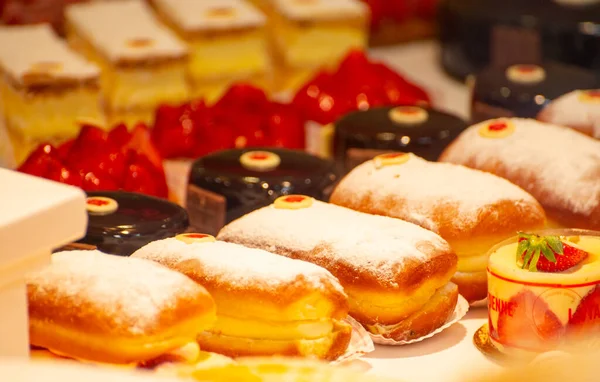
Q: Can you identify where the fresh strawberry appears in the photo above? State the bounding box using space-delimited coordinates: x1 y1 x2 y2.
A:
266 102 305 149
517 233 589 272
373 63 431 105
45 162 83 188
292 71 340 125
108 123 131 148
214 83 269 114
126 123 164 171
17 144 61 177
152 103 204 159
569 286 600 335
497 290 563 349
123 152 168 198
210 123 236 152
336 50 372 80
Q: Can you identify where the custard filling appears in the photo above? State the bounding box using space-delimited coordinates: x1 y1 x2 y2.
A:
208 315 335 341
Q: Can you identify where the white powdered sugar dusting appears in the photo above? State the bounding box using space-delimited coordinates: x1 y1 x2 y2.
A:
441 118 600 215
332 154 539 233
131 238 344 294
218 201 451 288
539 91 600 138
26 250 202 335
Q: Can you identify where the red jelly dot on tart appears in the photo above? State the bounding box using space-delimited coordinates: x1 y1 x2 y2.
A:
579 89 600 103
274 195 314 210
176 233 216 244
373 152 411 168
240 151 281 171
479 119 516 138
388 106 429 125
85 197 118 215
506 64 546 84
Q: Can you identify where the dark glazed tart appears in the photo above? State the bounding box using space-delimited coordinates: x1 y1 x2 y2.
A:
470 62 600 123
439 0 600 81
79 191 189 256
187 148 338 235
333 106 468 172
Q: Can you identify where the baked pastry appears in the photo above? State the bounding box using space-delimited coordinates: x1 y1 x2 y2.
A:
186 148 337 235
439 118 600 230
64 0 189 126
27 249 216 366
80 192 189 257
330 153 546 303
333 105 468 172
131 233 351 360
270 0 369 92
487 229 600 356
537 89 600 138
470 62 599 124
151 0 269 101
438 0 600 80
218 195 458 341
0 24 103 167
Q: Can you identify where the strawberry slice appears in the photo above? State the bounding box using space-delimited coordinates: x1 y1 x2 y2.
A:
517 233 589 272
126 123 164 171
123 152 168 198
568 286 600 339
497 290 563 349
214 84 269 114
108 123 132 148
56 139 75 161
18 144 61 178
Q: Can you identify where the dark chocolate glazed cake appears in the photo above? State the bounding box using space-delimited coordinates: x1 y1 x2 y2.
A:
187 148 338 235
470 62 600 123
333 105 468 172
439 0 600 80
79 191 189 256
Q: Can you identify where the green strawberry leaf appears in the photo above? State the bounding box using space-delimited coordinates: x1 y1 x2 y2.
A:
540 244 556 263
545 236 564 255
517 238 530 257
522 246 535 269
529 249 542 272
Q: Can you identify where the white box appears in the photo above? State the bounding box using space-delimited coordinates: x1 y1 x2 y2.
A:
0 169 87 357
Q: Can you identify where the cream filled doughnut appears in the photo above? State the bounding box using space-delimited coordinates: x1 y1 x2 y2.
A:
27 250 216 366
440 118 600 230
330 153 546 303
131 235 351 360
217 196 458 341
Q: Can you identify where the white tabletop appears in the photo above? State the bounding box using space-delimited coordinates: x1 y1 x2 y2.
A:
362 43 496 382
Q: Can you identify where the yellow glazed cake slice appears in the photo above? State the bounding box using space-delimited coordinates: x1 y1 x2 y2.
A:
65 0 189 126
487 230 600 357
270 0 369 92
153 0 269 102
0 24 103 166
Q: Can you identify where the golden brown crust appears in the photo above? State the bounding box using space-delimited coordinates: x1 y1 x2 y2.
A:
196 320 352 361
365 282 459 341
451 271 488 304
27 251 216 364
330 187 546 242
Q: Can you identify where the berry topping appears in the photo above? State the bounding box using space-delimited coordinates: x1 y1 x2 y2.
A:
478 119 515 138
176 233 216 244
373 152 411 169
86 197 118 215
273 195 314 210
517 232 589 272
506 64 546 84
239 151 281 171
388 106 428 125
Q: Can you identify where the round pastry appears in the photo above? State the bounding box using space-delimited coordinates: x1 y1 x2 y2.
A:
330 153 546 303
537 89 600 138
80 191 189 256
333 106 468 172
439 118 600 230
131 235 352 360
487 229 600 356
187 148 337 235
439 0 600 80
27 250 216 365
471 62 599 123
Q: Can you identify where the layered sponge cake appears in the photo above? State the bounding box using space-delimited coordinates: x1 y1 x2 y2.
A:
269 0 369 92
0 24 103 167
152 0 269 102
65 0 189 126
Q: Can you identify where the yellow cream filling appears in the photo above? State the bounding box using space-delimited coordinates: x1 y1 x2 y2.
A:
489 236 600 284
208 315 334 341
187 31 269 81
275 25 365 68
